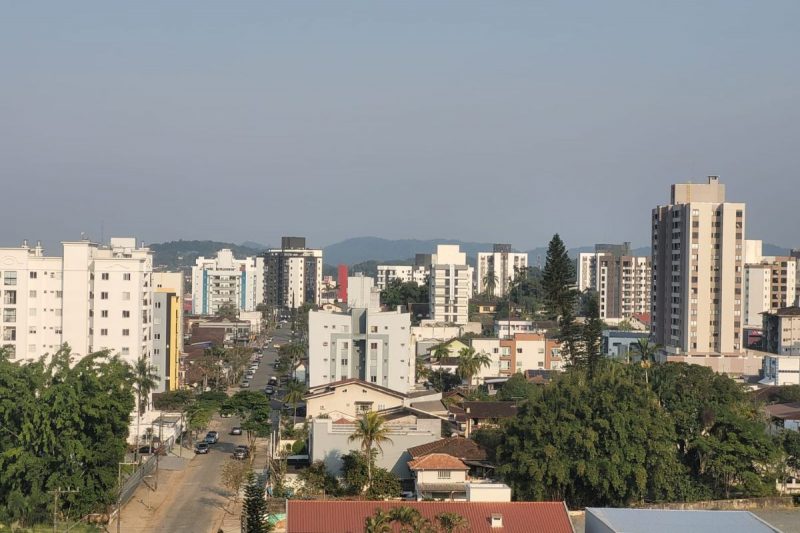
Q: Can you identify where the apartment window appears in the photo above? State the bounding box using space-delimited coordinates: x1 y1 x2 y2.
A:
2 326 15 341
100 292 109 300
29 326 36 334
370 326 378 333
370 342 378 350
123 273 131 281
101 273 109 280
437 471 451 479
122 292 131 301
154 333 160 340
4 272 17 286
101 310 109 318
30 271 38 279
154 349 160 355
323 342 328 347
370 376 377 383
100 329 108 336
3 291 16 305
122 310 130 318
29 290 37 298
341 359 348 365
122 329 130 336
121 347 130 356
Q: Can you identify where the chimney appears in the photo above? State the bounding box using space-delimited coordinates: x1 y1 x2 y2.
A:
491 513 503 528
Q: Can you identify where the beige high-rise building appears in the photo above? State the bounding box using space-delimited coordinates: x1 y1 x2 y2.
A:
651 176 745 355
429 245 471 325
476 244 528 297
577 243 651 320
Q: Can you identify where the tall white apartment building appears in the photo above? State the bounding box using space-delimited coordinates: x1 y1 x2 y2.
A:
0 237 154 365
429 245 471 325
742 240 797 328
191 249 264 315
577 243 651 320
651 176 746 355
476 244 528 297
264 236 323 309
376 254 432 291
308 295 414 393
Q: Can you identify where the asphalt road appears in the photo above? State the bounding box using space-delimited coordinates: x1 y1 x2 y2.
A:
151 325 294 532
153 414 246 532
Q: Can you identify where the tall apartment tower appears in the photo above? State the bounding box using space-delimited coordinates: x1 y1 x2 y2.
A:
0 237 154 365
429 245 471 325
263 237 323 310
577 243 651 320
191 249 264 315
476 244 528 297
651 176 745 355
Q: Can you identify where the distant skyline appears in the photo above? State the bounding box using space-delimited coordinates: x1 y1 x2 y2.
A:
2 2 799 252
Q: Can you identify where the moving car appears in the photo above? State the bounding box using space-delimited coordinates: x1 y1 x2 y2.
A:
232 445 249 460
204 431 219 444
264 385 275 395
230 427 242 435
194 442 209 454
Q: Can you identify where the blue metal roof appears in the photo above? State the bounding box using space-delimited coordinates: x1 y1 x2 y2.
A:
585 508 781 533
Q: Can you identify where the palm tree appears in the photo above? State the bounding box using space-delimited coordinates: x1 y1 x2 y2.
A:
631 338 662 384
132 355 160 461
364 509 393 533
415 354 431 383
436 512 469 533
348 411 393 491
455 347 492 389
431 343 451 372
280 342 306 380
389 506 423 533
482 270 499 298
284 379 307 422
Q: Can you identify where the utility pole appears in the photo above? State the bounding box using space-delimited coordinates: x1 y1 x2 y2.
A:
50 487 79 533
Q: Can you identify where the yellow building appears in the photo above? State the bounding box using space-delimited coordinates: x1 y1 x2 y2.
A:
153 272 184 391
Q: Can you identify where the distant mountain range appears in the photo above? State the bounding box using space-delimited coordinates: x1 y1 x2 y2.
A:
150 237 794 272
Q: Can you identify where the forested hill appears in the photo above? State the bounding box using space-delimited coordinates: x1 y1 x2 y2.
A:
150 240 265 270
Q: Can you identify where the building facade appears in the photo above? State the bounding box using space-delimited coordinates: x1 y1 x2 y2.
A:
190 249 264 315
476 244 528 297
651 176 746 355
376 254 432 291
744 256 797 328
308 304 414 393
263 236 323 310
0 238 154 366
429 245 471 325
762 306 800 356
578 243 651 320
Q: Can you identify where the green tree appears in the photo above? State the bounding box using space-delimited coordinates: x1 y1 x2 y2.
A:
388 506 423 532
241 471 271 533
298 460 340 497
347 412 394 492
364 509 393 533
497 373 537 401
455 346 492 389
482 270 499 298
428 369 462 393
131 354 160 461
223 391 272 450
216 302 239 321
415 354 431 382
381 279 429 311
541 234 576 320
0 346 135 526
431 343 451 372
284 379 307 422
221 459 250 503
435 512 469 533
631 338 661 384
582 292 604 377
278 342 306 380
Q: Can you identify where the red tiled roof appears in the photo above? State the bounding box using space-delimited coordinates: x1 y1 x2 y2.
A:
408 453 469 471
407 436 488 461
287 500 573 533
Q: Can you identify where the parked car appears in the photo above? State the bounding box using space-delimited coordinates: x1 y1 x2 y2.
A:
204 431 219 444
264 386 275 395
138 444 166 456
194 442 210 454
220 411 232 418
230 427 242 435
232 445 249 460
268 376 278 386
241 381 250 388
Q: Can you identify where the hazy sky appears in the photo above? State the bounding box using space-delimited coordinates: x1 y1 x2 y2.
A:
2 1 798 252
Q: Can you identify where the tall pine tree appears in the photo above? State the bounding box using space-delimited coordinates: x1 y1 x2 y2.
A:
241 471 270 533
582 291 604 377
541 234 576 319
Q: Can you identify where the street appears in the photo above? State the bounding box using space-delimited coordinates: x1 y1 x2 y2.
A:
121 324 295 532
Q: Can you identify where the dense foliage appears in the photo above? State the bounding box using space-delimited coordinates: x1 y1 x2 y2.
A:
0 347 135 526
241 471 271 532
496 362 782 507
339 451 401 499
381 279 429 310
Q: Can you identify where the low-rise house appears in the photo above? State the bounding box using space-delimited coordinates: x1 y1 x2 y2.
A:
303 378 441 420
449 401 518 437
585 508 781 533
764 402 800 433
602 330 650 360
309 407 442 479
761 354 800 386
286 501 574 533
408 436 493 478
409 453 470 500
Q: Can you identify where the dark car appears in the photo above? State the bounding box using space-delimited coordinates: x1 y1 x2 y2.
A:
232 445 249 460
230 427 242 435
204 431 219 444
264 385 275 395
194 442 209 454
138 444 166 456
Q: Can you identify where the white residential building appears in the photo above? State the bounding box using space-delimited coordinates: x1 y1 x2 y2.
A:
651 176 746 356
476 244 528 297
376 264 429 291
762 354 800 386
308 298 414 393
429 245 472 325
191 249 264 315
578 243 651 320
743 241 797 328
0 237 154 366
264 236 323 309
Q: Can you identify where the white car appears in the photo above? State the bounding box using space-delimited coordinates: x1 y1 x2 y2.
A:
241 381 250 388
